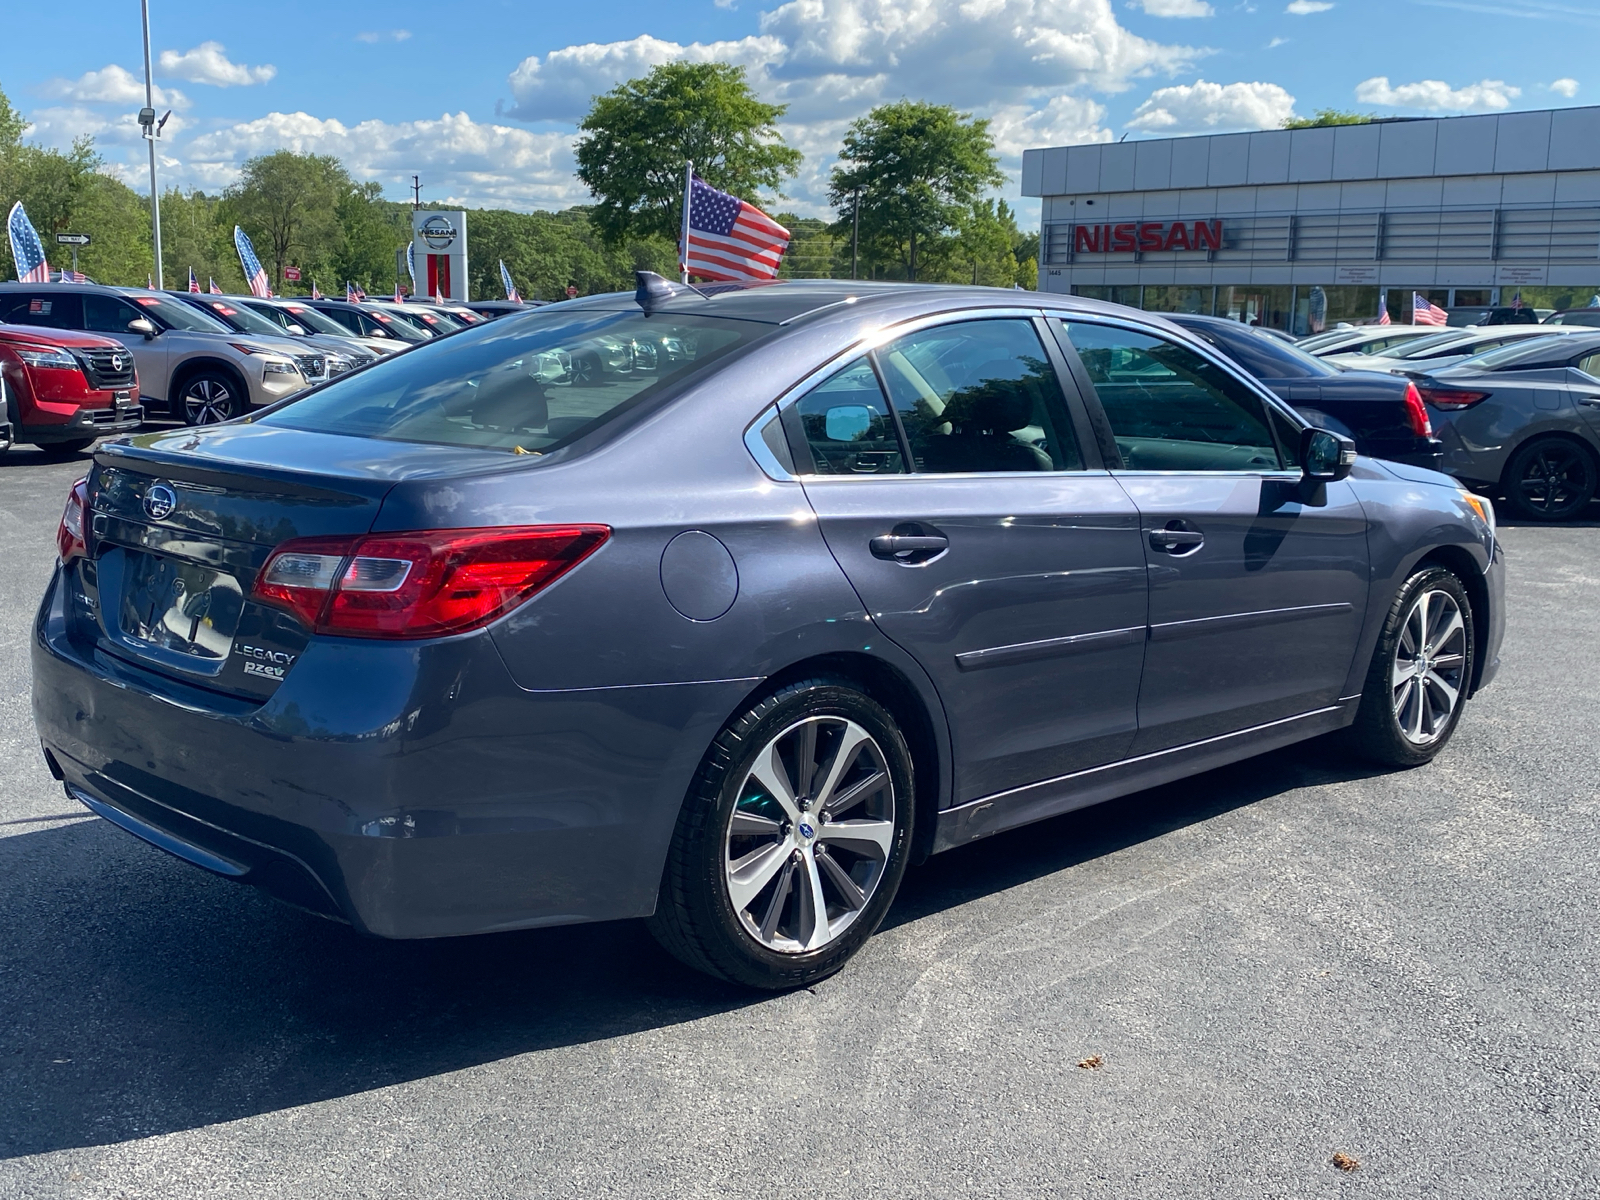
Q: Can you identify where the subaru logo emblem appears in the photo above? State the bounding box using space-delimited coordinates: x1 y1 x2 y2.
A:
798 822 815 840
143 483 177 520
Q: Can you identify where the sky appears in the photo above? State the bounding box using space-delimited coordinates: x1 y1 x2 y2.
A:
0 0 1593 227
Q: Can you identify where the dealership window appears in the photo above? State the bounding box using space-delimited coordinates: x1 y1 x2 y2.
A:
1218 286 1293 332
1140 286 1213 315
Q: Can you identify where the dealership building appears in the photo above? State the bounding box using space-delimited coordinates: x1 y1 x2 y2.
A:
1021 105 1600 332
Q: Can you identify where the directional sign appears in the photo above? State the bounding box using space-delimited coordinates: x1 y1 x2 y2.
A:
283 266 302 281
56 233 91 246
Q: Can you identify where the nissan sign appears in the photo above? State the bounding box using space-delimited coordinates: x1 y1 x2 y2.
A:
1073 220 1224 254
420 216 458 250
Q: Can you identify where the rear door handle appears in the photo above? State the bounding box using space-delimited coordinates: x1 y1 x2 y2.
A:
870 533 949 562
1149 528 1204 553
1578 395 1600 408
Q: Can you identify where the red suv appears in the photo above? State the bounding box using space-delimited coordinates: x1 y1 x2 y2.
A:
0 323 143 458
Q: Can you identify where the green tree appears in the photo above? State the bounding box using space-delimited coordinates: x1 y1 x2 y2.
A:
223 151 350 289
161 188 241 291
575 62 801 246
1282 109 1374 129
829 101 1004 282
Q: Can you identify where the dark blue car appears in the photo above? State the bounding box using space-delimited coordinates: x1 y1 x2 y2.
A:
33 277 1505 988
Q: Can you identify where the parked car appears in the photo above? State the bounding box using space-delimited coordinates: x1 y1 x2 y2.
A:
1413 333 1600 520
1295 326 1440 359
468 300 546 319
1164 313 1442 469
1324 326 1579 374
237 297 400 358
0 284 318 424
166 292 372 377
371 301 461 336
36 277 1503 989
302 298 431 346
1446 306 1543 327
1541 307 1600 328
0 323 142 457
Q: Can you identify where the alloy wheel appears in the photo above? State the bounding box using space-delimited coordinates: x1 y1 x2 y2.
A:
724 715 895 954
183 377 237 425
1392 588 1468 745
1515 442 1594 518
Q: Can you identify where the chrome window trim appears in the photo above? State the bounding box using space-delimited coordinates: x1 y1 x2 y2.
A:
743 406 796 482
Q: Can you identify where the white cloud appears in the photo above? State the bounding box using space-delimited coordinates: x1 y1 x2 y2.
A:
356 29 412 43
1267 35 1289 46
1126 78 1295 132
40 65 188 110
1354 75 1520 111
1284 0 1333 12
158 42 276 87
1131 0 1216 16
1550 77 1580 97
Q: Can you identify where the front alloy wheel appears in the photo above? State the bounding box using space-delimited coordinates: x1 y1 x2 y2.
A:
181 374 242 425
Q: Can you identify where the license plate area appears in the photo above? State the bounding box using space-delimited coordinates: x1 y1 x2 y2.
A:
105 549 245 675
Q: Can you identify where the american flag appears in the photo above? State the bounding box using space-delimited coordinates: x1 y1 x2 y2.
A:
347 281 366 302
1377 292 1391 325
310 280 321 300
1413 292 1448 326
188 267 200 293
234 226 270 298
208 277 222 294
8 202 50 283
394 280 403 303
1510 290 1523 311
500 259 521 303
681 175 790 282
57 269 86 283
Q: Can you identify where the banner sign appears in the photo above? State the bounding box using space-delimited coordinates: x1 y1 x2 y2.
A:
1073 220 1223 254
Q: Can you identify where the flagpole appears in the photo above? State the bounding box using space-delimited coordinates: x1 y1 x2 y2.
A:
680 162 694 285
140 0 164 290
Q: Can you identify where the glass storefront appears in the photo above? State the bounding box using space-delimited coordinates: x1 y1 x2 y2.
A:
1139 285 1212 314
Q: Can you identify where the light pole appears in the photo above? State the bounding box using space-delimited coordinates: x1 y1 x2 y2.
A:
851 187 860 281
139 0 164 289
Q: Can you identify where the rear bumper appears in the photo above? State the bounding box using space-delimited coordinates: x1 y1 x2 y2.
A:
32 569 754 938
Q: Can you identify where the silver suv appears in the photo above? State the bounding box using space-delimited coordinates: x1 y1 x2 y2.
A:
0 283 318 424
236 296 400 358
166 293 379 378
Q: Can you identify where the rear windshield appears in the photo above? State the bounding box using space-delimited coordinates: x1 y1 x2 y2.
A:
260 309 767 452
1454 335 1574 371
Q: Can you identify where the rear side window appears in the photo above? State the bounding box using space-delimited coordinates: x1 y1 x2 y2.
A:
1579 352 1600 379
1062 320 1282 472
262 309 766 453
0 292 82 329
791 357 905 475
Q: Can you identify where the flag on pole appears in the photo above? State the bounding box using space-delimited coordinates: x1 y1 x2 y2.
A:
58 269 85 283
394 280 403 303
188 267 200 293
499 259 521 303
310 280 321 300
1412 292 1448 326
147 275 154 289
208 277 222 294
8 202 50 283
347 281 366 302
434 278 445 304
1377 292 1391 326
1511 290 1523 311
234 226 270 298
680 174 790 282
405 242 416 289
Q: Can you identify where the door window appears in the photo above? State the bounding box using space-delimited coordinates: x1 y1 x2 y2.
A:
1577 352 1600 380
875 319 1081 473
791 356 905 475
1061 321 1283 472
83 294 145 334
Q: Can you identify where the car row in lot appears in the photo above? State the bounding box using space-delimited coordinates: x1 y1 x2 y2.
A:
34 276 1503 989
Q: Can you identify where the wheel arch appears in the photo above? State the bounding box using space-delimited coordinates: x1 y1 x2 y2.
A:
168 356 250 410
1414 544 1492 698
730 650 950 865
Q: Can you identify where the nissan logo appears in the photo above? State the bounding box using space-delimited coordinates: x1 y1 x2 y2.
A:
143 483 177 521
111 354 124 371
420 215 457 250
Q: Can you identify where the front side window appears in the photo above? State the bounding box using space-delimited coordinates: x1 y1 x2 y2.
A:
1062 321 1282 472
125 294 231 333
791 357 904 475
84 294 146 333
1578 351 1600 379
875 319 1081 473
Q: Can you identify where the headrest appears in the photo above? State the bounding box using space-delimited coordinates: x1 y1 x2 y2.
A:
943 378 1034 434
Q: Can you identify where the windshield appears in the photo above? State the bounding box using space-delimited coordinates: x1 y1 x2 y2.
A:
1454 335 1574 371
261 309 768 452
188 297 287 337
128 294 231 333
1391 331 1475 359
274 302 355 337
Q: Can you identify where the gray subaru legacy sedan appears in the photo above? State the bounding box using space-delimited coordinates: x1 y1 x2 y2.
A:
33 277 1505 988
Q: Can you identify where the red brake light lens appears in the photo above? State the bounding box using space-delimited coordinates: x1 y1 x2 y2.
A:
1401 382 1434 437
1418 386 1491 411
57 476 89 563
253 526 610 638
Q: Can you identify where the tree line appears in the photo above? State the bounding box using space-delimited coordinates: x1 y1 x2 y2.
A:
2 64 1037 297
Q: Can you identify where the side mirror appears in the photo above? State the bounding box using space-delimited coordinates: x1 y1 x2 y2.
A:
127 317 158 340
1301 427 1357 482
286 323 307 336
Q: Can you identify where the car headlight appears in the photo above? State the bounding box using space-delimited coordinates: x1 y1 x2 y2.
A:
1460 489 1496 537
261 359 298 376
15 345 80 371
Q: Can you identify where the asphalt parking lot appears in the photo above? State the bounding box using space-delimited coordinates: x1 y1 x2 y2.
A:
1 441 1596 1199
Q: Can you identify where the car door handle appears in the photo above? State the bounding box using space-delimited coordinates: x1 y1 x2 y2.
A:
1149 528 1204 553
1579 395 1600 408
870 533 949 562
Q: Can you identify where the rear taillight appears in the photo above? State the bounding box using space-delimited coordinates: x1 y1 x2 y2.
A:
1418 386 1490 411
56 477 88 563
1401 382 1434 437
253 525 610 638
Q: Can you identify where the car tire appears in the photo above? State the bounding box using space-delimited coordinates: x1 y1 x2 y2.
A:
1501 436 1598 521
1346 564 1475 769
570 351 602 387
178 371 244 425
647 678 916 989
38 438 96 459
